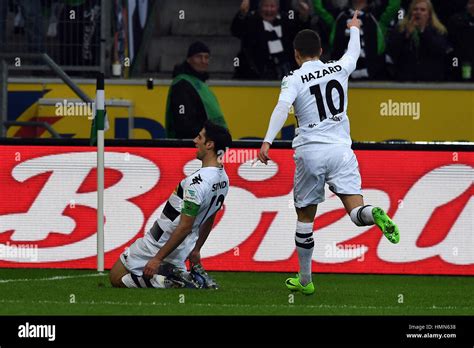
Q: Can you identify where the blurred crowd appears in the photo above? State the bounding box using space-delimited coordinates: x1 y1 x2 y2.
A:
231 0 474 81
0 0 101 66
1 0 472 82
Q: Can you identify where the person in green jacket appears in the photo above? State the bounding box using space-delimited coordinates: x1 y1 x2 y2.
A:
165 41 228 139
313 0 400 79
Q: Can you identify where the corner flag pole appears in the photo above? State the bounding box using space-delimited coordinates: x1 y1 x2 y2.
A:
96 73 105 273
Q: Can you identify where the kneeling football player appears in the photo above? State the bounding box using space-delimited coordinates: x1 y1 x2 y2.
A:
109 121 231 289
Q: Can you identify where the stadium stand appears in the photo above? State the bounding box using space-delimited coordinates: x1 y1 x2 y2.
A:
147 0 241 78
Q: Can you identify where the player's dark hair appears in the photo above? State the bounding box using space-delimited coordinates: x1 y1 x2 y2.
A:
203 120 232 156
293 29 322 58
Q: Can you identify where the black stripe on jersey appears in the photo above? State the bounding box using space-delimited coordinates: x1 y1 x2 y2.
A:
163 201 180 222
176 184 183 199
130 274 142 288
150 222 165 242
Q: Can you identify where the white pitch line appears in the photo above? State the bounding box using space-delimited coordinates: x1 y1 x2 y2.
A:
0 298 471 311
0 273 106 283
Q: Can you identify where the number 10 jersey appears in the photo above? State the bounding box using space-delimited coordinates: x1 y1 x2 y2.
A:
278 30 359 148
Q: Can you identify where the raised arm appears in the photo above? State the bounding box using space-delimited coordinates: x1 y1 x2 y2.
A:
346 10 361 57
338 11 361 74
231 0 250 38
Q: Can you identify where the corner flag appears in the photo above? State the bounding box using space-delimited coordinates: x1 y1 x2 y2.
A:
91 73 107 273
90 73 109 146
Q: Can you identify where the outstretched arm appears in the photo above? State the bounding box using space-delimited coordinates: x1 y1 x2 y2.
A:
258 71 298 165
258 101 292 164
263 101 292 145
188 212 217 265
143 214 195 278
143 177 205 278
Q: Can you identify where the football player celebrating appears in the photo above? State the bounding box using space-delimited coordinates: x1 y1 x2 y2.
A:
257 11 400 295
110 121 232 289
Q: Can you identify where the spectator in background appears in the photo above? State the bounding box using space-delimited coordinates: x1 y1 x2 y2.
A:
165 42 228 139
388 0 448 81
58 0 101 66
0 1 45 54
231 0 311 80
17 0 45 53
447 0 474 81
313 0 400 80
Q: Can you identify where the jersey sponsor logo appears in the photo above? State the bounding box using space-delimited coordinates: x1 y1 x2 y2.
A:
212 181 228 192
190 174 203 186
301 65 342 83
186 188 197 198
0 146 472 275
183 186 200 206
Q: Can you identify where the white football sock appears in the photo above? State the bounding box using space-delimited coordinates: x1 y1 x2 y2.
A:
350 205 375 226
295 221 314 286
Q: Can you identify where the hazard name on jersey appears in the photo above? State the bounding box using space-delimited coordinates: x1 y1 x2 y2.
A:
300 65 343 83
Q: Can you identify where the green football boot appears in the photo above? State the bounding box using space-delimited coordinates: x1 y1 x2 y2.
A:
372 207 400 244
285 274 315 295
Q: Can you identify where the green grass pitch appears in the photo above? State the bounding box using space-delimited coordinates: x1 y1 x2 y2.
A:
0 269 473 315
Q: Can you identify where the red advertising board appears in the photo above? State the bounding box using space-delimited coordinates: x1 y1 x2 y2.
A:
0 145 472 275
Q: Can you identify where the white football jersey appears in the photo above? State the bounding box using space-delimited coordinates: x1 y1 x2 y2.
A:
278 45 358 148
152 166 229 266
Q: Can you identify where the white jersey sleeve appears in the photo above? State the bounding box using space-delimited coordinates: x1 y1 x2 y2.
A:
263 100 292 144
262 74 299 144
278 73 299 104
338 27 361 75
